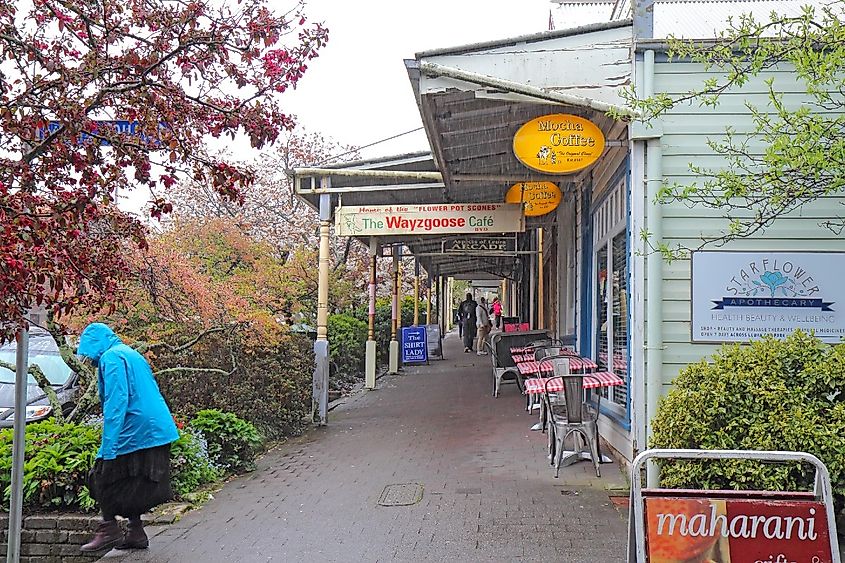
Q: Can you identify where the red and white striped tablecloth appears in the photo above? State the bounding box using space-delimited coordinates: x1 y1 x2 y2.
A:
516 357 598 375
523 373 624 394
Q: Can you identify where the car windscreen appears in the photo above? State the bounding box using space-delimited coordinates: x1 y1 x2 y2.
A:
0 333 74 386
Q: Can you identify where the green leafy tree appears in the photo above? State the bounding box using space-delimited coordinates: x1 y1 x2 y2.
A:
618 4 845 257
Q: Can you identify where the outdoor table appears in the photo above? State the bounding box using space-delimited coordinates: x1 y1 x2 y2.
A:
523 373 624 467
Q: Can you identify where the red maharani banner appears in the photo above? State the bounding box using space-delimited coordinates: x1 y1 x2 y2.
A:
645 496 833 563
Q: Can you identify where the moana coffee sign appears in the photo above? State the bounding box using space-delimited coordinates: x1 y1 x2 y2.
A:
691 251 845 343
504 182 562 216
645 495 834 562
512 114 605 174
335 203 524 236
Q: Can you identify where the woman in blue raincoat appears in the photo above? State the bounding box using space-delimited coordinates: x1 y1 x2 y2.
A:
76 323 179 552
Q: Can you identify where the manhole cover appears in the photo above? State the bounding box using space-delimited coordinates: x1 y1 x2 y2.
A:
378 483 424 506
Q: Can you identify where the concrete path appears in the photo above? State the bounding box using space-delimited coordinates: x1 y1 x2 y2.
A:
102 331 629 562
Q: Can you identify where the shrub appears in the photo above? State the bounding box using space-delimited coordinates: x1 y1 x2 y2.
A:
328 313 367 390
651 331 845 508
190 410 263 473
0 420 100 511
170 427 221 498
155 329 314 438
352 296 428 364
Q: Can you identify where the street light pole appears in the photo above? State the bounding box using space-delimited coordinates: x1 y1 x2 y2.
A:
7 328 29 563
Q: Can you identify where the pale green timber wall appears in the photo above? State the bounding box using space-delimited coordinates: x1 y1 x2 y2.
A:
649 61 845 392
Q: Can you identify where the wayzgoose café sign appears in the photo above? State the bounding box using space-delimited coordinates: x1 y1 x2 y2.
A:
335 203 525 237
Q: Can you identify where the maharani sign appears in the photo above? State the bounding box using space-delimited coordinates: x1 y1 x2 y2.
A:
335 203 524 236
645 494 834 562
512 114 605 174
504 182 562 216
691 251 845 343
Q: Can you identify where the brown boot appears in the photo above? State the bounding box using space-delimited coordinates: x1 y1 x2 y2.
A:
80 519 122 552
115 519 149 550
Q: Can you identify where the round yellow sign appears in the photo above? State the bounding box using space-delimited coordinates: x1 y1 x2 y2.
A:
505 182 562 217
512 114 605 174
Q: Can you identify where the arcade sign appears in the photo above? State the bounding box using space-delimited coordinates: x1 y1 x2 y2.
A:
442 237 516 255
512 113 605 174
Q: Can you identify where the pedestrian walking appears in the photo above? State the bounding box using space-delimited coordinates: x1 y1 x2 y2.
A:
456 306 464 339
77 322 180 553
475 297 492 355
491 297 503 329
459 293 478 352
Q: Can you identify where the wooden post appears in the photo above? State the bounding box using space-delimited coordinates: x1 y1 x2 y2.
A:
389 246 400 373
413 259 420 326
365 238 377 389
313 190 331 425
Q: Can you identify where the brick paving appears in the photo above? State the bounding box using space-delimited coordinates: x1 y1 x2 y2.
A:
102 331 629 562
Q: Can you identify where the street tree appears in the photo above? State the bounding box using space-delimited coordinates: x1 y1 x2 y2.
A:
619 4 845 257
0 0 328 336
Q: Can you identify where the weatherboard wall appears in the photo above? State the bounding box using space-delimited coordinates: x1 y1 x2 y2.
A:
646 60 845 394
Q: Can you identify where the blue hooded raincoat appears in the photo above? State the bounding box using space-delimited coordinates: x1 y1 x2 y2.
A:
77 323 179 460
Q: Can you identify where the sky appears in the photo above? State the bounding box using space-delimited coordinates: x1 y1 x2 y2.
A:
282 0 557 162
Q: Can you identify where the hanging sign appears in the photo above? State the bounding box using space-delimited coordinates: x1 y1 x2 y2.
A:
505 182 562 216
691 251 845 343
644 494 834 562
442 237 516 255
400 326 428 364
512 114 605 174
335 203 524 237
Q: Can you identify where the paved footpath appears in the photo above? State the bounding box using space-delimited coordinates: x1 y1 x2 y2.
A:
103 331 629 562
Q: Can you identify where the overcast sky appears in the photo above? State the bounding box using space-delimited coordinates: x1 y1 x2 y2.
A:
282 0 557 162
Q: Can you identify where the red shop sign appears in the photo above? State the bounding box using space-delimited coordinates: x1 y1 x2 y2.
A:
644 492 833 562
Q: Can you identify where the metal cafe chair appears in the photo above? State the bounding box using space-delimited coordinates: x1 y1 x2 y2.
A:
487 333 521 398
545 362 601 478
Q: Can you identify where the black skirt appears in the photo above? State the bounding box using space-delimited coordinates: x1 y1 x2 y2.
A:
88 444 173 517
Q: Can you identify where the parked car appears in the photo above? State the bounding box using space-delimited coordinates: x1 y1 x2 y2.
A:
0 327 81 427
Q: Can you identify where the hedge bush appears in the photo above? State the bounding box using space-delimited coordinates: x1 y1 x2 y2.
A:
352 296 428 364
154 329 313 438
170 427 221 498
328 313 367 391
651 331 845 508
0 420 100 511
191 409 263 473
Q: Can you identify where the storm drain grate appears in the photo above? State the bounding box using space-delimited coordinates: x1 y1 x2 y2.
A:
378 483 424 506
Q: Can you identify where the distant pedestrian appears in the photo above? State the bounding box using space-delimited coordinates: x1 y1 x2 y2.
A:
77 323 179 553
456 307 464 339
491 297 503 329
475 297 492 355
459 293 478 352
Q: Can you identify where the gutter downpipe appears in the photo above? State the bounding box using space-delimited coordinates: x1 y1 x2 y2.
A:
644 49 663 487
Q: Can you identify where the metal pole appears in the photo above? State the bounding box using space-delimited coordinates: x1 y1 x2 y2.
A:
8 328 29 563
313 190 331 425
538 228 545 330
413 260 420 326
365 238 377 389
388 247 400 374
426 276 432 325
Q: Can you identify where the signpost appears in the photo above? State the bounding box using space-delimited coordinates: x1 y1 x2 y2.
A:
628 449 841 563
504 182 562 216
424 324 443 360
400 326 428 364
335 203 524 237
36 120 163 146
691 251 845 343
512 113 605 174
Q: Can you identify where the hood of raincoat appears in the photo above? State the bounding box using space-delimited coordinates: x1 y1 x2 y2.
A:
77 323 122 363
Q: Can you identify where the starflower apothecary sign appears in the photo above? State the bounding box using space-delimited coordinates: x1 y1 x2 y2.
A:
691 251 845 343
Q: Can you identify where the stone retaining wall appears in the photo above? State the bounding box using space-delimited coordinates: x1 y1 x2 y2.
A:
0 513 102 563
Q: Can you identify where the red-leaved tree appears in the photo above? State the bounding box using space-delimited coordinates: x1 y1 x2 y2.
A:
0 0 328 336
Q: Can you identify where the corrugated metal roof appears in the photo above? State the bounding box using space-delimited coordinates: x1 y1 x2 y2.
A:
551 0 837 39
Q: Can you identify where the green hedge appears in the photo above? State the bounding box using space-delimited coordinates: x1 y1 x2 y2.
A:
352 296 428 364
191 409 263 473
651 331 845 508
328 313 367 391
0 420 100 511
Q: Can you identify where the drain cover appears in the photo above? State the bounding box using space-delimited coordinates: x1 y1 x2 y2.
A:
378 483 424 506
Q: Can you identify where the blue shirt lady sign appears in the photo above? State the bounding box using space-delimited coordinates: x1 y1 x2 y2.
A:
400 326 428 364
